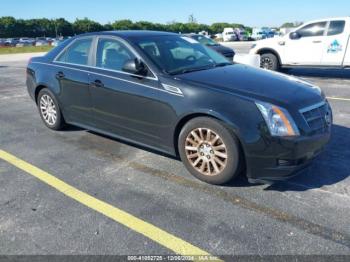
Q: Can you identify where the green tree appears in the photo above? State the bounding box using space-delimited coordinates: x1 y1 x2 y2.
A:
53 18 73 37
73 18 104 34
13 19 27 37
0 16 251 38
280 22 303 28
22 19 53 37
103 23 113 31
0 16 17 37
134 21 157 30
209 23 232 34
112 19 134 30
166 22 186 33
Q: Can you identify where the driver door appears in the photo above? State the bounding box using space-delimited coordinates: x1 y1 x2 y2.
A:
284 21 327 65
88 37 173 149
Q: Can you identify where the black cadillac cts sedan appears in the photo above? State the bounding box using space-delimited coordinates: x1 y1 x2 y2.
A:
26 31 332 185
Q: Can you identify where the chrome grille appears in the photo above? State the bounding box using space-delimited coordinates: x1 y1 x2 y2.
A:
300 101 332 134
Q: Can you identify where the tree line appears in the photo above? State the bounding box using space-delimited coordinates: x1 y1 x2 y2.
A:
0 16 251 38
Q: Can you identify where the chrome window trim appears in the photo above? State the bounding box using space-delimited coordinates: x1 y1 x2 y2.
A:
299 101 326 114
53 60 157 81
53 35 158 81
32 62 183 97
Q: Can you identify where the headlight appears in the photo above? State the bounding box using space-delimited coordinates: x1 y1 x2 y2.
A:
256 102 300 137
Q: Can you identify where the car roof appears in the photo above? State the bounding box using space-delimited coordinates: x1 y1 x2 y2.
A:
77 30 178 39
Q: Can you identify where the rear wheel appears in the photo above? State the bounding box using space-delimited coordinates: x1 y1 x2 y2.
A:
260 53 280 71
178 117 241 185
37 88 65 130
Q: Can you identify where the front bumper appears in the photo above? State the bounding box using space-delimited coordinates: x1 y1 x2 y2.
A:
245 131 331 183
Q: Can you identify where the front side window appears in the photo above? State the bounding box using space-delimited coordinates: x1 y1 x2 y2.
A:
96 38 135 71
327 21 346 36
133 35 230 75
296 22 327 38
56 38 92 65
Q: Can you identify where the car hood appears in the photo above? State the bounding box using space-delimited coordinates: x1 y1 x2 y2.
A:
175 64 324 110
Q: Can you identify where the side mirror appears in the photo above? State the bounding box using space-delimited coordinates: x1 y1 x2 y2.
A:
122 59 148 76
290 32 301 40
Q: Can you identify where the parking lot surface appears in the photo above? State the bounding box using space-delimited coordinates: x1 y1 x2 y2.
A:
0 45 350 257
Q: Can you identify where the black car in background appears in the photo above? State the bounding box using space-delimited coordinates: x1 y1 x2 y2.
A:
185 34 235 61
26 31 332 185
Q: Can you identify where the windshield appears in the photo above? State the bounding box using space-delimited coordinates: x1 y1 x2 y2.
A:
132 35 231 75
191 35 218 46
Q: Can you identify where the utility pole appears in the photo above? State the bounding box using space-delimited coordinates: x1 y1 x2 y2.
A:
53 19 58 38
188 14 197 24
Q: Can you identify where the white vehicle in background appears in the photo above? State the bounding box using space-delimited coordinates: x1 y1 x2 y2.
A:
214 33 223 39
35 37 49 46
223 28 238 42
251 28 264 40
234 28 249 41
19 38 35 45
250 17 350 71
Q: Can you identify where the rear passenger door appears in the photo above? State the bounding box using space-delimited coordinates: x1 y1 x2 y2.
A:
54 37 94 125
321 20 349 66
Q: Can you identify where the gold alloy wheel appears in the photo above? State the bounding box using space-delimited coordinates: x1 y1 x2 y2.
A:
185 128 228 176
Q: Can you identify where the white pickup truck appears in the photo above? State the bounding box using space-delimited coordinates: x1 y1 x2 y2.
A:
250 17 350 71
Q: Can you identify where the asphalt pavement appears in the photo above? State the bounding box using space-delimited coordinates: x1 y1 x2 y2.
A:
0 46 349 259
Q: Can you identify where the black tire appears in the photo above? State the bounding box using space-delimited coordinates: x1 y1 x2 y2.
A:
178 117 241 185
260 53 280 71
37 88 65 130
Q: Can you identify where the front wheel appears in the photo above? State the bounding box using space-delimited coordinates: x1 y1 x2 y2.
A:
178 117 241 185
260 53 280 71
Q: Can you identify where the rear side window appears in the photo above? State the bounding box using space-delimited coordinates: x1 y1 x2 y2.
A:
297 22 327 37
327 21 346 36
56 38 92 65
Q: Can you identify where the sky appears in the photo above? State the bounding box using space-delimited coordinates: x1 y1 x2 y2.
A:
1 0 350 27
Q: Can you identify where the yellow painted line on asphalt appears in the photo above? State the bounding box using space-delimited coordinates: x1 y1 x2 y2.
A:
0 149 218 260
327 96 350 102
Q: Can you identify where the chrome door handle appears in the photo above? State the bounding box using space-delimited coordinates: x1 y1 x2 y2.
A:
313 40 322 43
91 79 104 88
56 71 65 79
